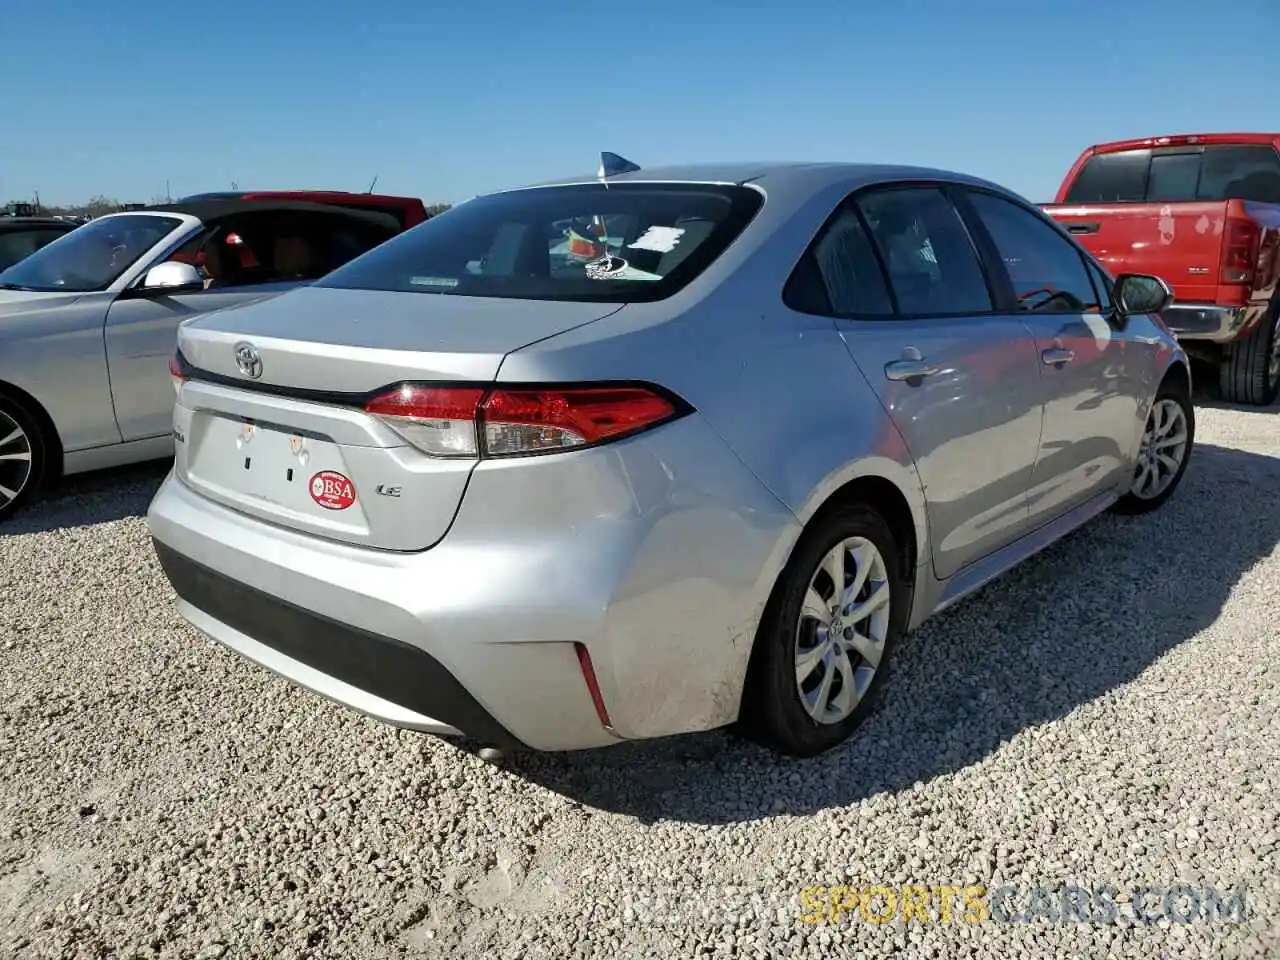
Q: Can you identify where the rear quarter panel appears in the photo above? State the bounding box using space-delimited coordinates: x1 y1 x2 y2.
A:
494 178 932 734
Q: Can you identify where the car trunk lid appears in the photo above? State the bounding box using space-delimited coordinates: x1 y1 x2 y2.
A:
173 286 623 551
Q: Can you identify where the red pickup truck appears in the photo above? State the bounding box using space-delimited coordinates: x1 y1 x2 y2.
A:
1041 134 1280 405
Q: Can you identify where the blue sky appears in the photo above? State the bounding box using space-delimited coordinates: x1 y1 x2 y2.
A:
3 0 1278 208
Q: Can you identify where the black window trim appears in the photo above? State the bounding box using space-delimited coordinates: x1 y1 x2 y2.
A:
949 183 1114 318
781 178 1009 323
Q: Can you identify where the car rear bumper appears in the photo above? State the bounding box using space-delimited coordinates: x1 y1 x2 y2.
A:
146 414 800 752
1160 303 1248 342
151 539 525 746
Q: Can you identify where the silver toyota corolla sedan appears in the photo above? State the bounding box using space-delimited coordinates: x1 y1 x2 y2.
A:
147 157 1194 758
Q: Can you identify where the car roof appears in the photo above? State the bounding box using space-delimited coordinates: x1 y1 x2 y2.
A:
179 190 423 206
119 198 403 232
0 217 77 230
509 160 1015 197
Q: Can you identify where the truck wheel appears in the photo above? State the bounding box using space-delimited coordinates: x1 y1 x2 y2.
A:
1219 299 1280 406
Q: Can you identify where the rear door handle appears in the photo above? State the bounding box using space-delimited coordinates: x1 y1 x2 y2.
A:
884 359 941 381
1041 347 1075 365
1065 222 1100 235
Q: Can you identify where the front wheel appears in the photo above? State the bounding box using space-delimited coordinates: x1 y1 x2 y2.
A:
0 396 49 522
1113 381 1195 516
738 504 909 758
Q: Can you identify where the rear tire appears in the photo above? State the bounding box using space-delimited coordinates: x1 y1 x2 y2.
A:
1113 377 1194 516
1218 299 1280 406
0 394 49 523
738 503 909 758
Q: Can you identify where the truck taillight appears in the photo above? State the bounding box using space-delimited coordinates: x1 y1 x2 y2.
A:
1221 218 1260 285
363 383 688 459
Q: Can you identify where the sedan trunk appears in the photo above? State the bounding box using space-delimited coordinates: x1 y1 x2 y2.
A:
173 286 624 551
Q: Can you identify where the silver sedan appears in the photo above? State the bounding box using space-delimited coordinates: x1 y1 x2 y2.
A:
147 158 1194 758
0 200 400 519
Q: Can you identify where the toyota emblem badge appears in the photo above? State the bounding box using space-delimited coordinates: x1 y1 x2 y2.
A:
234 341 263 379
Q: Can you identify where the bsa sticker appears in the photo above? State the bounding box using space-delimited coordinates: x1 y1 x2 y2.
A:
309 470 357 510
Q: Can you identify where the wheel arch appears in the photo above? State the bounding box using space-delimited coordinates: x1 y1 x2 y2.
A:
801 475 920 585
0 378 65 482
750 470 923 663
1161 356 1192 397
737 470 922 734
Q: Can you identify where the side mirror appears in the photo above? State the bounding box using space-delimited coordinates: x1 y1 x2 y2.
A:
140 261 204 293
1112 273 1173 317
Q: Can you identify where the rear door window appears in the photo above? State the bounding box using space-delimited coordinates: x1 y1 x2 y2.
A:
856 187 994 316
316 182 764 303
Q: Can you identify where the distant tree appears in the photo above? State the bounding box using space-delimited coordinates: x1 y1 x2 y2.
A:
425 203 452 216
83 195 122 218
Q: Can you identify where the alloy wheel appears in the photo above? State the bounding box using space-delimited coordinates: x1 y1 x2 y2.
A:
794 536 891 724
1131 398 1190 500
0 410 34 512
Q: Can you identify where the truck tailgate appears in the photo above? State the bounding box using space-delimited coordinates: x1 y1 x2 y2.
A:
1043 201 1231 303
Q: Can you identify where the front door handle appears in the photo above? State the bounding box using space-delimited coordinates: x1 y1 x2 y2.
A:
1041 347 1075 366
884 346 941 382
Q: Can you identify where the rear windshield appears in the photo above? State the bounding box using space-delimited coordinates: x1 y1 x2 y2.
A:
316 182 764 302
1065 144 1280 204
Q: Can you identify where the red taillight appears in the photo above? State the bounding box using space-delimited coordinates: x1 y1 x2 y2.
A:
168 352 187 396
364 385 485 457
1221 217 1260 285
481 386 677 455
362 383 684 459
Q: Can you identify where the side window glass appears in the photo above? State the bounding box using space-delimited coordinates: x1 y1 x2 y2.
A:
966 191 1101 313
857 187 993 316
784 205 894 317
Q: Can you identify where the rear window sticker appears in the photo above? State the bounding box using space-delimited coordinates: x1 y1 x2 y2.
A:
627 226 686 254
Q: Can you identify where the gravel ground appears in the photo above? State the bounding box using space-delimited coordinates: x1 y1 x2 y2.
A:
2 391 1279 960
